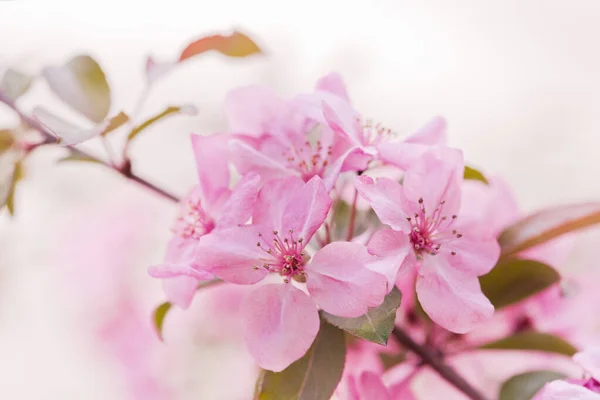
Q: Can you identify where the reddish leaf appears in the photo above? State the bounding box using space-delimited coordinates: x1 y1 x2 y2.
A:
499 203 600 258
179 31 262 61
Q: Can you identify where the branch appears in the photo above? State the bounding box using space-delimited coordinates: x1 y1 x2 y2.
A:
392 327 488 400
0 91 180 203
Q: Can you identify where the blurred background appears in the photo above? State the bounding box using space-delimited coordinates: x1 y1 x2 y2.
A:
1 0 600 398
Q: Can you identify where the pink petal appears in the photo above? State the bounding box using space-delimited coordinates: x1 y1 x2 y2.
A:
225 85 288 136
355 175 411 233
535 380 600 400
162 276 199 309
574 349 600 381
315 72 350 100
322 147 370 191
416 254 494 333
366 229 415 289
306 242 387 318
194 225 270 284
282 176 332 240
243 284 320 372
378 141 440 171
356 371 391 400
444 232 500 276
405 116 447 145
190 133 230 205
254 176 331 242
401 147 464 220
148 264 211 279
229 138 293 180
322 100 362 146
215 172 261 228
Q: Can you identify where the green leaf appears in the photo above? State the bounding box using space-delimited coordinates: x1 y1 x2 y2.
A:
57 153 102 164
480 331 577 356
463 165 489 184
254 321 346 400
42 55 111 123
101 111 129 136
322 287 402 345
499 203 600 259
479 259 560 309
180 31 262 61
379 352 406 371
0 69 33 100
0 130 15 154
499 370 566 400
153 302 172 341
127 105 196 143
3 160 24 215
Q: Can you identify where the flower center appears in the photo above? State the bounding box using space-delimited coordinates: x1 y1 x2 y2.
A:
358 118 394 147
173 197 215 240
255 230 307 283
282 126 333 182
406 197 461 256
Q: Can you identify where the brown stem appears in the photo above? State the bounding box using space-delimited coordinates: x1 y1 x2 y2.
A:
346 189 359 241
392 327 488 400
0 91 180 203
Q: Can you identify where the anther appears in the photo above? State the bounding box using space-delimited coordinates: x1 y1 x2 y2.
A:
418 198 423 204
253 265 259 270
451 251 456 256
457 233 463 238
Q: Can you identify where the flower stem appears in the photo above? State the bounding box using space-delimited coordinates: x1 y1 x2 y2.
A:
346 189 359 241
0 91 180 203
392 327 488 400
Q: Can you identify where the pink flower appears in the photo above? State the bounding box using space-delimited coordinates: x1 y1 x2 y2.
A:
148 133 260 308
194 175 387 371
344 371 417 400
535 349 600 399
225 74 366 191
355 148 500 333
320 90 447 170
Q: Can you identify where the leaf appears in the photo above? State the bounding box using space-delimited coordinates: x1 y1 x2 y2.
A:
379 352 406 371
479 259 560 309
33 107 110 146
463 165 488 184
180 31 262 61
42 55 111 123
480 331 577 356
499 203 600 259
0 130 15 154
127 105 197 143
0 69 33 100
152 301 172 341
499 370 566 400
322 287 402 345
254 320 346 400
3 161 24 215
101 111 129 136
57 153 102 164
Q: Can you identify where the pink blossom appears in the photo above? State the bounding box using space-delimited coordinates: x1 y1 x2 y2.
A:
356 148 500 333
148 133 260 308
225 74 366 190
343 371 417 400
193 175 387 371
320 90 447 170
535 349 600 399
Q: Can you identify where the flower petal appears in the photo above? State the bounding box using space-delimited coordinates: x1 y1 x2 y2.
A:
574 348 600 382
322 100 362 146
315 72 350 101
355 175 411 233
357 372 392 400
243 283 320 372
416 254 494 333
535 380 600 400
306 242 387 318
253 176 305 229
282 176 332 240
444 232 500 276
194 225 270 284
229 138 293 180
405 116 447 145
162 276 199 309
401 147 464 219
191 133 230 205
366 229 415 289
225 85 288 136
215 172 261 228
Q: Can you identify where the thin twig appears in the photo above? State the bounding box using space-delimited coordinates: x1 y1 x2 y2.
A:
392 327 488 400
0 91 180 203
346 189 359 241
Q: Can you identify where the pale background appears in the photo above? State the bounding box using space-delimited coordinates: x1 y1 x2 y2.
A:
1 0 600 398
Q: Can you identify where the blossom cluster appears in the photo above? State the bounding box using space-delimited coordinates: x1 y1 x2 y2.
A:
148 73 501 375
